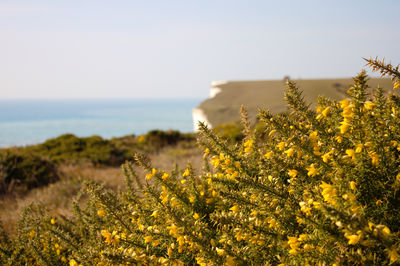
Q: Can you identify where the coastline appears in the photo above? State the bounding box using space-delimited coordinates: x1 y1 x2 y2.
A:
0 98 203 148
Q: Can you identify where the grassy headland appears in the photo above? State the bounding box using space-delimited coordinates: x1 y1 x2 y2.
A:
199 77 393 126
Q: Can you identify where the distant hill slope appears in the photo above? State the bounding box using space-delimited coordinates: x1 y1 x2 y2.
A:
194 78 393 129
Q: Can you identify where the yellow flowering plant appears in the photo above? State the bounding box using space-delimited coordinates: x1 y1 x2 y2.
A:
1 58 400 265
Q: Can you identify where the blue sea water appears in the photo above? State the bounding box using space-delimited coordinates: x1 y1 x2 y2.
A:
0 99 202 147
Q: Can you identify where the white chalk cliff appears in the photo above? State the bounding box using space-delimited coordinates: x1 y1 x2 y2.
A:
192 107 211 132
209 80 227 98
192 80 228 131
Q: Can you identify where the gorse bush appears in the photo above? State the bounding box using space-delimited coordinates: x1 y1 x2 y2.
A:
2 58 400 265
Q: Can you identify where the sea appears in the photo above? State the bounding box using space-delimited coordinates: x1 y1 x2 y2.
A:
0 99 202 148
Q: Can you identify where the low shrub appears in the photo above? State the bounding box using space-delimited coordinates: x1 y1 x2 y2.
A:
0 150 59 194
30 134 125 166
137 130 192 151
2 58 400 265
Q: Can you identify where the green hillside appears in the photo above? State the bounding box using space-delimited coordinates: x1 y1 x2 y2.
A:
199 78 393 126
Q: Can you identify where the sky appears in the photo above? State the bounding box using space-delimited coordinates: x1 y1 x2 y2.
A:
0 0 399 99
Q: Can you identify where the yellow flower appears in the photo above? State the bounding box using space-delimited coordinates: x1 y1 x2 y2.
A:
303 244 314 251
203 148 210 158
144 235 153 243
216 248 225 256
50 218 56 225
193 212 200 220
299 202 311 215
322 106 331 117
345 234 361 245
321 152 331 163
234 161 241 168
346 149 356 159
381 226 391 237
182 169 190 177
298 234 307 241
364 101 376 110
355 144 363 153
276 142 286 151
150 210 158 218
342 105 354 119
370 152 379 166
162 173 169 181
28 230 35 238
288 169 298 178
101 230 111 238
394 81 400 90
101 230 120 246
69 259 78 266
338 121 350 134
230 205 239 213
284 148 294 157
335 136 343 143
306 164 318 177
389 246 399 263
269 130 277 136
289 249 299 255
309 131 318 142
287 236 300 255
167 247 173 257
210 156 220 167
340 98 351 108
244 139 254 153
97 209 107 217
350 181 356 190
152 239 160 247
320 181 337 205
225 256 236 266
146 169 157 180
264 151 273 159
196 257 207 266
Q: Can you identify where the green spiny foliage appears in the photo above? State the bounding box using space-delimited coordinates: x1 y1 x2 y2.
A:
2 58 400 265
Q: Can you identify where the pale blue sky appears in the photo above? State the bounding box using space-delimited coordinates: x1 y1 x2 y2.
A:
0 0 399 99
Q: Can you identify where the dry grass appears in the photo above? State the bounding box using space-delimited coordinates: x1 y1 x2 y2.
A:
0 145 203 236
